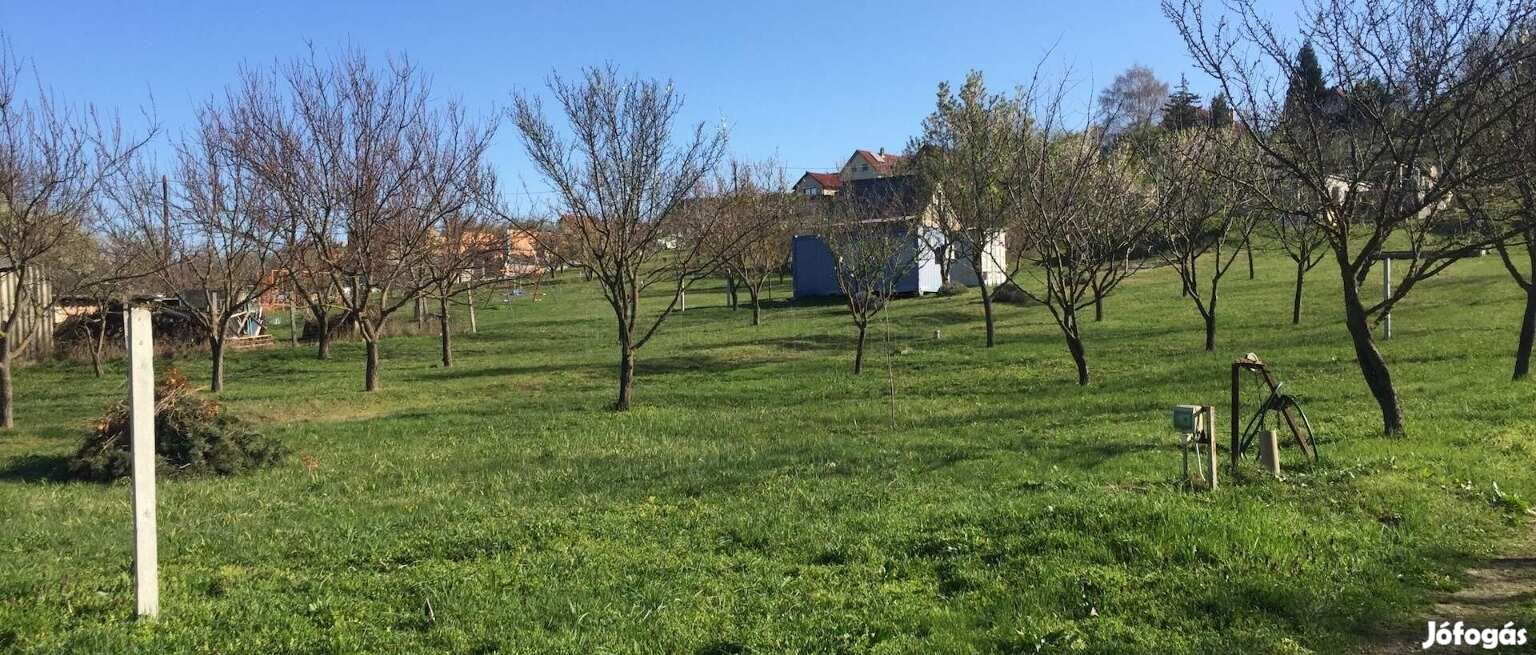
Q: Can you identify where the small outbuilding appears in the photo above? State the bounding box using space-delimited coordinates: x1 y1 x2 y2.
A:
791 175 945 298
946 234 1009 288
791 225 944 298
0 263 54 362
789 163 1007 298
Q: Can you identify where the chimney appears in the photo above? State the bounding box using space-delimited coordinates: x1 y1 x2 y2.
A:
877 147 885 157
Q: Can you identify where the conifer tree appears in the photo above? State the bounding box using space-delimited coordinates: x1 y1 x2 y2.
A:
1208 93 1233 128
1161 75 1202 131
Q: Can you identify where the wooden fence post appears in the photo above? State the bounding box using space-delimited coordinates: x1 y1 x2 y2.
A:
1230 364 1240 477
126 305 158 618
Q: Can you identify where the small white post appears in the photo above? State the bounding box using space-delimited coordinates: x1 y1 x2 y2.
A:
1382 258 1392 340
679 290 686 312
1259 429 1281 476
126 305 158 618
1202 407 1218 491
467 286 478 334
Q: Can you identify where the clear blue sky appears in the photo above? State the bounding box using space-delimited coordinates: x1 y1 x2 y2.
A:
2 0 1297 196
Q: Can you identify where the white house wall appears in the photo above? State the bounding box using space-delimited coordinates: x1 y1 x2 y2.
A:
948 234 1008 287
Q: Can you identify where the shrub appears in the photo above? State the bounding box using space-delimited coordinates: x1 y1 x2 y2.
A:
937 282 969 297
990 283 1038 306
70 368 287 481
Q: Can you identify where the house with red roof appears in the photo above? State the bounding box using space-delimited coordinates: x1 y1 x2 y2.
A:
792 148 910 197
792 171 841 197
839 148 908 181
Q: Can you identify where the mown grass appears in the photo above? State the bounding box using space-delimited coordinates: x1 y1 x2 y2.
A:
1 247 1533 654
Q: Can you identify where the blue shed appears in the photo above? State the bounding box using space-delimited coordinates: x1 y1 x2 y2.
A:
790 227 942 299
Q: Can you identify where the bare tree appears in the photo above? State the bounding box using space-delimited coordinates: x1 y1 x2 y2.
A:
229 62 334 360
709 159 802 326
235 48 493 391
46 227 142 377
1457 34 1536 379
1459 190 1536 378
0 37 154 427
1147 127 1260 351
818 187 927 374
1268 190 1330 325
1165 0 1536 433
500 66 730 410
1099 64 1170 136
911 70 1027 347
1013 85 1155 385
420 214 509 368
119 103 281 392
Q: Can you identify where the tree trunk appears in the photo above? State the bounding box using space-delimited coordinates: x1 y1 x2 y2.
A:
439 296 453 368
1203 312 1217 353
978 272 996 347
1062 314 1089 386
364 339 381 392
210 335 226 393
90 318 107 377
616 345 635 410
1093 288 1104 322
1246 240 1255 279
288 300 299 347
1342 277 1404 434
853 323 868 375
726 276 738 310
0 347 13 429
1514 283 1535 380
936 244 951 286
749 285 762 326
1292 260 1306 325
315 308 331 360
1203 288 1218 352
467 287 478 334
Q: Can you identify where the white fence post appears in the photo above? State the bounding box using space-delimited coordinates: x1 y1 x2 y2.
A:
1382 258 1393 340
126 305 158 618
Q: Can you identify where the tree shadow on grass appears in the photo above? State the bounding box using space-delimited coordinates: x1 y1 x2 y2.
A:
707 332 850 354
408 362 606 382
403 348 801 387
0 453 74 483
694 641 747 655
1025 438 1166 472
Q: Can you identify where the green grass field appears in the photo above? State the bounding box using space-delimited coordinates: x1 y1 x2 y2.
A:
2 248 1534 654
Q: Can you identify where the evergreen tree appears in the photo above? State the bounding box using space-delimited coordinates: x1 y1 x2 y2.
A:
1161 75 1202 131
1284 42 1328 115
1208 93 1233 128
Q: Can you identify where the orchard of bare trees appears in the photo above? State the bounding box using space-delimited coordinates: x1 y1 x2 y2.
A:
2 0 1535 438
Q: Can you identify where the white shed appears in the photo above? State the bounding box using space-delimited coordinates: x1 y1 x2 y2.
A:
0 264 55 362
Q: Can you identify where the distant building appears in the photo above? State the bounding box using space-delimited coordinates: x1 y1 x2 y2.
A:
175 289 268 340
839 148 908 181
793 175 941 297
502 230 542 277
792 228 943 297
0 263 53 362
792 171 842 197
790 149 1007 297
792 149 910 198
